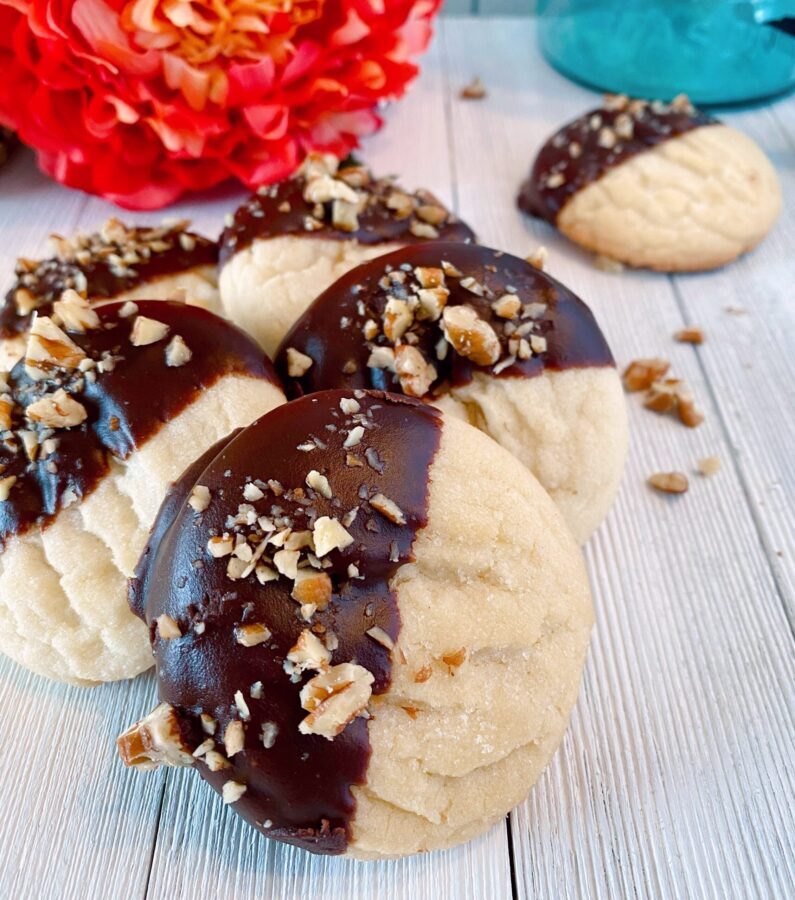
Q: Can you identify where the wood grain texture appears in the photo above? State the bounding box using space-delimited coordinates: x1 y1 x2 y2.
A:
670 104 795 622
442 16 795 900
0 15 793 900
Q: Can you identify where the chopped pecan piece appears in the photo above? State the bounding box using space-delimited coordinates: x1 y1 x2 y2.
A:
442 305 501 366
165 335 192 367
130 315 170 346
394 345 436 398
52 290 100 333
623 358 670 392
675 327 705 345
291 570 333 609
26 389 87 429
648 471 689 494
460 77 486 100
287 629 331 674
116 703 194 770
312 516 354 556
697 456 720 477
298 663 374 740
286 347 313 378
25 316 86 380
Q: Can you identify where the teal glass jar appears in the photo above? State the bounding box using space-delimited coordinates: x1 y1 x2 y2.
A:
537 0 795 105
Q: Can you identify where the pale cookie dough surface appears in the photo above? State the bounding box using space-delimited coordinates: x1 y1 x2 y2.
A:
558 125 782 271
220 237 403 357
105 264 220 313
348 415 593 858
0 376 284 685
433 367 627 545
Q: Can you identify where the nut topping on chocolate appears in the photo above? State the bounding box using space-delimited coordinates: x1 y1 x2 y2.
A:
519 94 715 224
124 390 442 854
0 300 277 543
277 243 615 401
1 219 217 339
219 154 475 267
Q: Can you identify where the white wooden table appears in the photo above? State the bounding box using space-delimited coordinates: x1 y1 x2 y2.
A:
0 17 793 900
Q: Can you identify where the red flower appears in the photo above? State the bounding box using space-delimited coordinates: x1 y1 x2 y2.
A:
0 0 441 208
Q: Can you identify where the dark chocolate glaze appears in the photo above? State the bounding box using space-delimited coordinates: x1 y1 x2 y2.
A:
518 97 717 223
1 222 218 338
218 169 475 267
0 301 278 548
130 390 442 854
274 242 614 399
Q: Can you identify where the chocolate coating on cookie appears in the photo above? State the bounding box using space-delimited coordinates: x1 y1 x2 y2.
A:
219 155 475 267
518 95 716 224
1 219 217 339
129 391 442 853
275 242 614 400
0 300 276 546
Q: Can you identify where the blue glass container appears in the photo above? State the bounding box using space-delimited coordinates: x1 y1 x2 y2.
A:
537 0 795 105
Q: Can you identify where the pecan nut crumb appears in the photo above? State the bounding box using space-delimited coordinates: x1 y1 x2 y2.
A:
370 492 407 525
235 622 272 647
697 456 720 477
394 344 436 398
286 347 313 378
188 484 211 513
460 77 487 100
25 316 86 380
25 388 87 429
165 335 192 367
442 305 501 366
156 614 182 639
312 516 354 556
674 327 705 345
222 781 247 804
286 629 331 675
223 720 245 757
623 358 670 392
291 569 332 609
298 662 374 740
130 315 170 347
648 471 689 494
116 703 195 770
52 289 100 333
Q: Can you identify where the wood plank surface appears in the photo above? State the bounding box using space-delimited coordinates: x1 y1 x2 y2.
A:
441 16 795 900
0 15 793 900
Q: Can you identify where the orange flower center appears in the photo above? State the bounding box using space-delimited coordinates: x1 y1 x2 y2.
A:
121 0 324 65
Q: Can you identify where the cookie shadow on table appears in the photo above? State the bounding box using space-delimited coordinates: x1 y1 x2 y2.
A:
150 766 510 899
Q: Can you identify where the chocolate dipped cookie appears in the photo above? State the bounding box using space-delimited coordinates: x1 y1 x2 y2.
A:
275 243 627 544
218 154 475 356
1 218 220 369
518 95 781 271
0 298 285 684
118 390 593 858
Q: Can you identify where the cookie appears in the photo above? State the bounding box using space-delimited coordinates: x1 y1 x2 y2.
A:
118 390 593 858
518 94 781 272
1 218 220 369
275 243 627 543
218 154 475 356
0 298 285 684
